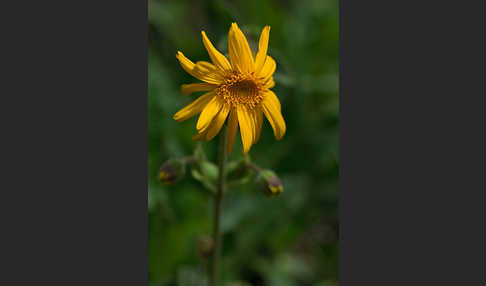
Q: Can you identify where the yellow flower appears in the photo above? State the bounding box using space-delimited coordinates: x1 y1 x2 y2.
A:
174 23 286 154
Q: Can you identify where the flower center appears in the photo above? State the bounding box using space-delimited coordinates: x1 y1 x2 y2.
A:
217 72 264 109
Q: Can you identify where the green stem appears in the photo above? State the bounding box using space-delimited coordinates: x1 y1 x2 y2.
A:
210 124 227 286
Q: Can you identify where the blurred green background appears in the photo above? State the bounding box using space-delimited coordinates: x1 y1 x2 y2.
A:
148 0 338 285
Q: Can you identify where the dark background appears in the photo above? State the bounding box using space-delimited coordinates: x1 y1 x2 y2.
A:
148 0 339 285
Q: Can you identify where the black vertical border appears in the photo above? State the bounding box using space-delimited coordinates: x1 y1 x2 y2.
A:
340 0 486 285
1 0 148 285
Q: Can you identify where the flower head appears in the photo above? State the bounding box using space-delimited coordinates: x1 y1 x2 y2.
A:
174 23 286 154
158 159 185 184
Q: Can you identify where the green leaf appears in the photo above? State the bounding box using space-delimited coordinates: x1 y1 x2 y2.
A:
191 167 216 193
200 161 218 182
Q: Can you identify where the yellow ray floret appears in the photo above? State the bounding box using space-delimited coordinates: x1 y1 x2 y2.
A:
173 23 286 154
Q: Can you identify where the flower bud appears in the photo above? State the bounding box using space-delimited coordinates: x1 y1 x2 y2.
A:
158 159 185 184
260 170 283 197
197 235 213 257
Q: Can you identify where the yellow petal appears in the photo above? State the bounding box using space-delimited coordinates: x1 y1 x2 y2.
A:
205 103 231 140
264 77 275 89
262 94 286 140
228 23 254 73
197 95 224 132
249 108 259 144
194 61 218 73
175 51 195 74
258 55 276 82
254 108 263 143
264 90 281 111
173 91 215 122
193 61 225 83
254 26 271 73
181 83 217 95
237 105 255 154
176 52 223 84
226 108 238 155
201 31 232 71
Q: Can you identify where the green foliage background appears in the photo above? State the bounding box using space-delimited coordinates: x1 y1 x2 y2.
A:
148 0 338 285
